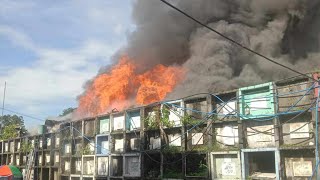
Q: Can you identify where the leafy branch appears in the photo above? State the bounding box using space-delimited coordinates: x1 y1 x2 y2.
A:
20 142 32 153
80 144 93 155
161 107 175 128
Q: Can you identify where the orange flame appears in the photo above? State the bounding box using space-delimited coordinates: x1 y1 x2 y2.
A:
77 56 185 117
136 65 184 105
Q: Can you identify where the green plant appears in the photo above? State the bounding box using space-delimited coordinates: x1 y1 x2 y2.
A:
182 114 200 126
312 68 320 73
59 107 76 116
144 109 160 130
161 107 174 128
20 142 32 153
192 145 210 152
72 144 83 156
146 169 160 178
209 140 239 151
0 124 19 140
144 115 158 129
0 115 28 137
80 144 92 155
162 145 181 154
187 160 208 176
163 169 183 179
191 135 238 152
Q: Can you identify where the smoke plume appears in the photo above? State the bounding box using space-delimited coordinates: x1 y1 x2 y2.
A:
124 0 320 98
78 0 320 115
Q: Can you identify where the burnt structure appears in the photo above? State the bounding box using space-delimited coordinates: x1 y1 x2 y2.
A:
0 72 319 180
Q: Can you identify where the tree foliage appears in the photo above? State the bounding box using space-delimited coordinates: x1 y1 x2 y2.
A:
59 107 75 117
1 124 19 140
20 141 33 153
0 114 28 140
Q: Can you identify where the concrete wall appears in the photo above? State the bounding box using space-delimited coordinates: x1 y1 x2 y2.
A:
99 116 110 134
239 82 275 119
84 119 95 137
244 120 275 148
0 73 318 180
112 114 125 132
96 135 110 155
126 110 141 131
215 122 239 149
282 149 315 180
281 113 314 147
97 156 109 176
276 80 313 112
110 155 123 177
185 98 208 120
124 155 141 177
211 151 241 179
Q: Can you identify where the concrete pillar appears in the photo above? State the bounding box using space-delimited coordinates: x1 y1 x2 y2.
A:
140 107 145 179
237 90 244 149
123 112 127 154
206 94 214 179
206 94 214 147
272 82 281 148
181 100 186 179
312 91 320 179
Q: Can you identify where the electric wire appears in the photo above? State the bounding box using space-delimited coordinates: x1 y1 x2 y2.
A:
71 97 315 166
0 107 46 122
165 100 316 164
71 96 227 165
164 89 316 145
143 112 218 165
246 95 318 136
1 76 318 176
142 94 243 164
49 81 319 168
155 99 316 164
19 125 70 178
160 97 317 153
76 84 315 161
141 96 233 154
3 80 312 127
103 95 293 141
167 83 317 122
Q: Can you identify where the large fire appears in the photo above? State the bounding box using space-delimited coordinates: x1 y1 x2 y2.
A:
77 56 185 117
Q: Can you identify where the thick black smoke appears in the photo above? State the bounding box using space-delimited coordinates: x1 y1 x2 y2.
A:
105 0 320 99
122 0 320 98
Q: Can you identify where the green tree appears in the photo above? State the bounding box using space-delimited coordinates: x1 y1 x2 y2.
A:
59 107 76 116
1 124 19 140
0 115 28 140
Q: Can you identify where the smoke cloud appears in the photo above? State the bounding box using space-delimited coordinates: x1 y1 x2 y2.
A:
123 0 320 98
82 0 320 108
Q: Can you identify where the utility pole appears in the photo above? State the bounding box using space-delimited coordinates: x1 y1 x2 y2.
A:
0 81 6 133
2 81 6 116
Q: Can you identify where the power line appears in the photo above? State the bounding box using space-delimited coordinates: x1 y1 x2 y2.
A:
48 86 316 166
142 82 316 146
1 107 47 123
159 0 317 82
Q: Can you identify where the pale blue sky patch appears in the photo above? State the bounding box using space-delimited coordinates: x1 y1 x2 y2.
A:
0 37 36 68
0 0 133 128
